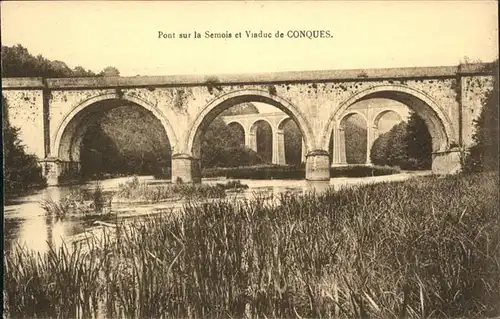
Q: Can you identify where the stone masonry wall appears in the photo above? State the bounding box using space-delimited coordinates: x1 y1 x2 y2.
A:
2 89 45 158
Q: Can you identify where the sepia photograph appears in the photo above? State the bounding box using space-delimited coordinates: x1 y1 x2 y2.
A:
1 1 499 318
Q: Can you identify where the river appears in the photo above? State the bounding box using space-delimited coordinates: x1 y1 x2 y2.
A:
4 172 431 254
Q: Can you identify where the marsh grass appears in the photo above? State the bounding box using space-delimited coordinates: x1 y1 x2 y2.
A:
40 183 112 217
215 179 249 191
114 176 228 202
4 173 499 318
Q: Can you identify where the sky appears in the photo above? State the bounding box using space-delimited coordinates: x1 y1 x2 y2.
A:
1 1 498 113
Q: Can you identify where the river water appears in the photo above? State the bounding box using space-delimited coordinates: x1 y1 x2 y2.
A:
4 172 431 254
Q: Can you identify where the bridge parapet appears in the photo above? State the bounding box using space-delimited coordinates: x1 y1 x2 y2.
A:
2 63 494 90
2 77 45 89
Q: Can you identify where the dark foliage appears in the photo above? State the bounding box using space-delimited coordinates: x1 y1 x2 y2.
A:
79 106 172 179
201 104 268 168
371 112 432 170
344 119 367 164
282 119 304 165
255 121 273 163
201 117 265 168
1 44 118 78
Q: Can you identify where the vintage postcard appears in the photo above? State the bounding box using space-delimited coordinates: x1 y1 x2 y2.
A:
2 1 499 318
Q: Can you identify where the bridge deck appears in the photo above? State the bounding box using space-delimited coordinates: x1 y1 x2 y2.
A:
2 63 494 89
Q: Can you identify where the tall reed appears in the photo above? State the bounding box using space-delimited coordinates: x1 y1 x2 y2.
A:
4 172 499 318
114 176 227 202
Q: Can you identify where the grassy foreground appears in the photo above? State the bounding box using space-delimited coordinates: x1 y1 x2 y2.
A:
4 172 499 318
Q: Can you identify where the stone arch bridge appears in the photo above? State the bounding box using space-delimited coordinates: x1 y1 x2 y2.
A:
221 112 307 165
2 63 495 185
221 102 410 166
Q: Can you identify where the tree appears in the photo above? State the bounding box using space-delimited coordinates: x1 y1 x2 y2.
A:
405 112 433 169
370 130 391 166
371 122 408 167
370 112 432 170
99 66 120 77
344 121 367 164
283 119 303 165
2 96 46 194
1 44 113 78
73 66 96 77
220 102 259 116
201 103 266 168
201 117 248 168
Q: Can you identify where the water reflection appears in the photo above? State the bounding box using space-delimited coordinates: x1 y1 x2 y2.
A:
4 172 429 254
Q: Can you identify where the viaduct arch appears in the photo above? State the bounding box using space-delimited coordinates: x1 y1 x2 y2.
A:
50 93 179 180
179 89 314 183
372 108 405 129
325 85 456 170
221 112 307 166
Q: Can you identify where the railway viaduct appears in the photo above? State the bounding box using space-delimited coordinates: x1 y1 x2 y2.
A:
2 63 495 185
221 102 409 166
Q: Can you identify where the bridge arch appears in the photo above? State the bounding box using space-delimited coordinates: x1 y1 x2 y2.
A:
226 120 246 132
248 119 274 162
186 89 314 159
276 116 291 131
53 93 179 162
322 84 455 153
277 116 307 165
372 108 404 129
338 110 368 128
226 121 246 147
249 118 274 135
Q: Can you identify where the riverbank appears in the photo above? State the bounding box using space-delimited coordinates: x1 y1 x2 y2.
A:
71 164 402 185
203 164 401 179
4 172 499 318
